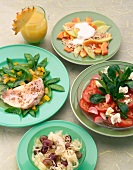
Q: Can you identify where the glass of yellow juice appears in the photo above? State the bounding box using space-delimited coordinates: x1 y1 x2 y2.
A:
21 6 48 44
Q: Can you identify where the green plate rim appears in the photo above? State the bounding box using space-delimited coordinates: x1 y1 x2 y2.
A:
51 11 121 65
16 120 97 170
0 44 70 127
70 60 133 137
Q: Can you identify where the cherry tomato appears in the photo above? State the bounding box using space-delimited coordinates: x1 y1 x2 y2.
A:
115 118 133 127
79 98 92 112
95 101 116 112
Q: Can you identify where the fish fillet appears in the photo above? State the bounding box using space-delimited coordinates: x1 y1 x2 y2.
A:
1 78 44 109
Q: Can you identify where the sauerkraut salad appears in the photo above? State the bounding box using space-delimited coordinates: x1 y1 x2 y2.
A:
32 131 83 170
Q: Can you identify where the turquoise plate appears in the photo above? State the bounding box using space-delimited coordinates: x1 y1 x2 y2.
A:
16 120 97 170
51 11 121 65
0 44 69 127
70 60 133 137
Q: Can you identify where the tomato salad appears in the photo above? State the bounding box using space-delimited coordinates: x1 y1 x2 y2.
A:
57 17 112 59
79 65 133 128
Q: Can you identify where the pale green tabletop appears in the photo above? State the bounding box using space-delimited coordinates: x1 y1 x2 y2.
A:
0 0 133 170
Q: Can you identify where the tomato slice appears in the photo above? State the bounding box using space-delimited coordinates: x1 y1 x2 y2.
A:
82 86 95 103
79 98 92 112
127 110 133 119
95 101 116 112
115 118 133 127
82 84 102 103
89 79 97 88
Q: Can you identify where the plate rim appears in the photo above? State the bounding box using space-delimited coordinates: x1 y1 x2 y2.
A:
0 44 70 127
51 10 121 65
70 60 133 137
16 120 97 170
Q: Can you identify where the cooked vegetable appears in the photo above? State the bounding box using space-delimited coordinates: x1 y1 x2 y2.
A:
0 53 65 118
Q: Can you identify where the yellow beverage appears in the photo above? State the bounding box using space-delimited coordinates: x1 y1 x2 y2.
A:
21 7 48 44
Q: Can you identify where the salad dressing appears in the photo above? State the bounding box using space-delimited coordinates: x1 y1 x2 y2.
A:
72 22 95 45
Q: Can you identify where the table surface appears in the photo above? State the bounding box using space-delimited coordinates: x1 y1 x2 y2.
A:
0 0 133 170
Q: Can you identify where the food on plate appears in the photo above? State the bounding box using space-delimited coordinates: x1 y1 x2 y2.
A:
1 78 44 109
32 131 83 170
0 53 65 117
57 17 112 59
79 64 133 128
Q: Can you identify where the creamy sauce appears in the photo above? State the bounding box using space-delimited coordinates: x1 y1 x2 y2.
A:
72 22 95 45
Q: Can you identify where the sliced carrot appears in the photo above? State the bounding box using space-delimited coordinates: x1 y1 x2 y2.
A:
85 17 92 23
83 39 98 46
64 22 75 28
72 17 80 23
64 46 73 53
80 49 88 58
57 31 64 39
63 31 70 38
98 43 102 48
70 35 74 40
89 22 97 30
94 48 102 54
101 42 108 56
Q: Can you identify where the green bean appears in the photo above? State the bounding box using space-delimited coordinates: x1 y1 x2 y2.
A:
13 79 25 87
22 109 30 117
7 58 14 70
5 107 22 115
29 109 36 117
37 58 47 68
34 53 40 68
47 86 52 98
24 53 34 69
49 84 65 92
44 78 60 85
42 70 50 80
0 69 4 76
2 67 16 77
7 82 14 88
14 65 32 81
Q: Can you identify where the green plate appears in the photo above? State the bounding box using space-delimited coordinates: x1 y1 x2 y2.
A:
70 60 133 137
51 11 121 65
17 120 97 170
0 44 69 127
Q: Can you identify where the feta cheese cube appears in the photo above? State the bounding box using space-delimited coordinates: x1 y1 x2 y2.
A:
119 86 128 94
95 80 102 87
110 113 121 125
129 72 133 80
105 107 114 116
102 66 109 74
124 98 131 104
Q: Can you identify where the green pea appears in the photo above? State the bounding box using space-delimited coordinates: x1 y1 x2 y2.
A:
44 78 60 85
34 53 40 68
37 58 47 68
49 84 65 92
24 53 34 69
42 70 50 80
14 65 32 81
7 58 14 70
29 109 36 117
5 107 22 115
22 109 30 117
2 67 16 77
